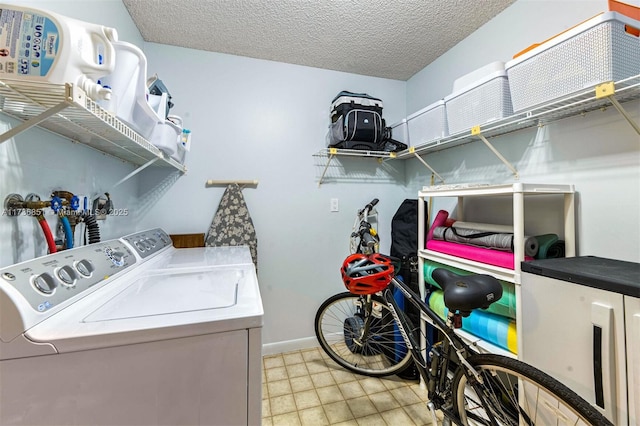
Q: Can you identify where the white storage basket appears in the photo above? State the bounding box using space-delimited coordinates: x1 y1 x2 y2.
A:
444 62 513 135
389 119 409 146
406 100 448 145
506 11 640 113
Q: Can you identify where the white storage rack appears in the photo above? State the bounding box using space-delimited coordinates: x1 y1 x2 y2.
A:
314 74 640 185
0 80 186 180
417 182 576 358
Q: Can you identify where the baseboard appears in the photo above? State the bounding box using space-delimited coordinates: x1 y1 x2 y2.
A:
262 336 320 356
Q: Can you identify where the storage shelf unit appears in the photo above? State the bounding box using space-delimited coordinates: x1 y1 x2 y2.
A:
418 182 576 358
398 74 640 159
0 80 186 173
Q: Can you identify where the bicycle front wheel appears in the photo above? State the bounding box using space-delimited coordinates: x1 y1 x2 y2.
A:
452 354 612 426
314 292 413 377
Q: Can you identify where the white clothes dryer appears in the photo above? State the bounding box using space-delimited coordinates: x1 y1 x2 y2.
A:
0 229 263 426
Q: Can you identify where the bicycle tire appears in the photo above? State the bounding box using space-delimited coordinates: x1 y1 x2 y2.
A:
451 353 612 426
314 292 413 377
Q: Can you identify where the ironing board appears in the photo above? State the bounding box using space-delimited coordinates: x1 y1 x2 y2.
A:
205 183 258 269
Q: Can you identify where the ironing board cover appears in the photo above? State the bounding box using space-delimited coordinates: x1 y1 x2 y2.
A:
205 183 258 269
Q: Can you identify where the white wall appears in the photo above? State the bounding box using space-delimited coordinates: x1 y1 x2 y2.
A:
137 44 409 348
405 0 640 263
0 0 145 268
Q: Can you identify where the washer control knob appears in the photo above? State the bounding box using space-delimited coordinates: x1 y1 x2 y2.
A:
56 265 78 286
111 251 125 267
74 259 95 277
32 273 57 295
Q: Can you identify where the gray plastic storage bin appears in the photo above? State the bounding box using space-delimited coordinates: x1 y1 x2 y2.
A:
390 119 409 147
407 100 448 146
444 62 513 135
506 11 640 113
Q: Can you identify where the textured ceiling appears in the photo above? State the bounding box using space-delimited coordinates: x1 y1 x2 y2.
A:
122 0 515 81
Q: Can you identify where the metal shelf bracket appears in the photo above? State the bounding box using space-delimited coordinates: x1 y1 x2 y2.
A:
317 148 337 187
410 147 445 183
472 126 519 179
111 157 161 190
0 100 70 144
596 81 640 135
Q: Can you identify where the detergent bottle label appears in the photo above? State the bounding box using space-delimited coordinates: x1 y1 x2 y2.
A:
0 8 58 78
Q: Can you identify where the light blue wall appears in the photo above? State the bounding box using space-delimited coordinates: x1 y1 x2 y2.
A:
1 0 637 352
0 0 410 348
137 44 409 346
405 0 640 263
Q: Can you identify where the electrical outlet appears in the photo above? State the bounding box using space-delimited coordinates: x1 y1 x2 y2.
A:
330 198 339 212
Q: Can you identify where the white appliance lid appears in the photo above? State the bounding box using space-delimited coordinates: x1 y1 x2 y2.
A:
25 263 263 353
159 246 254 269
83 268 243 322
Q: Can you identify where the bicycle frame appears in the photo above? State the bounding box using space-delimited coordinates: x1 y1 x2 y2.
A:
379 276 497 426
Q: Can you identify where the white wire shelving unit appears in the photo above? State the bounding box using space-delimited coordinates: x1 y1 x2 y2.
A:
314 74 640 184
0 79 186 176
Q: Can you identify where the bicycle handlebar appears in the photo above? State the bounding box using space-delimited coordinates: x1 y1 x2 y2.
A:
365 198 379 211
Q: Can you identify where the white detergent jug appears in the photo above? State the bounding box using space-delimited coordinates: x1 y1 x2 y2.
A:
99 41 162 139
0 4 118 101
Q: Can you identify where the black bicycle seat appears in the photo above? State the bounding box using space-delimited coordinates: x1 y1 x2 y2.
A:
431 268 503 317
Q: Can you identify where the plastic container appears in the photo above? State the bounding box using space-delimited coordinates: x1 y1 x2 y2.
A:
444 62 513 135
0 4 118 101
150 120 181 158
389 119 409 147
407 100 448 145
180 128 192 152
172 140 187 164
506 11 640 112
99 41 162 138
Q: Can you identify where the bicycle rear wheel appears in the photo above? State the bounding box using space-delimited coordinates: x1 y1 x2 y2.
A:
314 292 413 377
451 354 612 426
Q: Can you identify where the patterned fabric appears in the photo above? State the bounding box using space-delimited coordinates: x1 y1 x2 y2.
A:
205 183 258 269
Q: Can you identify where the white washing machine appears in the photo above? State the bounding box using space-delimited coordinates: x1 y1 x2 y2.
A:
0 229 263 425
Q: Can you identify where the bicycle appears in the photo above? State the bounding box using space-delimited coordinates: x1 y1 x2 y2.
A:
315 200 612 426
315 198 414 376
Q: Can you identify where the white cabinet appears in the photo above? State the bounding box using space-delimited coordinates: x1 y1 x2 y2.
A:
625 295 640 426
417 182 576 357
521 256 640 426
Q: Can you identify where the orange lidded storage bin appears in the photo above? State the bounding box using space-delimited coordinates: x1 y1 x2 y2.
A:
505 10 640 113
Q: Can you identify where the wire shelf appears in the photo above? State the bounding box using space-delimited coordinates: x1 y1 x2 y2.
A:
395 74 640 158
312 147 397 159
0 80 186 172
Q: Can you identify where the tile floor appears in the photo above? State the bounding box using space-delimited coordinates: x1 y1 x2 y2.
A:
262 347 443 425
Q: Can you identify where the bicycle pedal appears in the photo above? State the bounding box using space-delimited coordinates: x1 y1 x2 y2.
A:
426 401 439 425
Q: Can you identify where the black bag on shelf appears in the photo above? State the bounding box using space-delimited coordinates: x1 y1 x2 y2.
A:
329 91 384 147
327 91 408 153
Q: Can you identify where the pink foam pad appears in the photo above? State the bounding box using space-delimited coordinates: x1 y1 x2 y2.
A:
426 239 533 270
428 210 450 241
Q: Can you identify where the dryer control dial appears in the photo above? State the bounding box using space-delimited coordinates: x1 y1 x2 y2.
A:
56 265 78 287
111 251 126 266
104 248 125 267
32 273 57 295
74 259 95 277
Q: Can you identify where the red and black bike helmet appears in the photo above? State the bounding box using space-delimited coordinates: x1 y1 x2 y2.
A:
341 253 394 295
